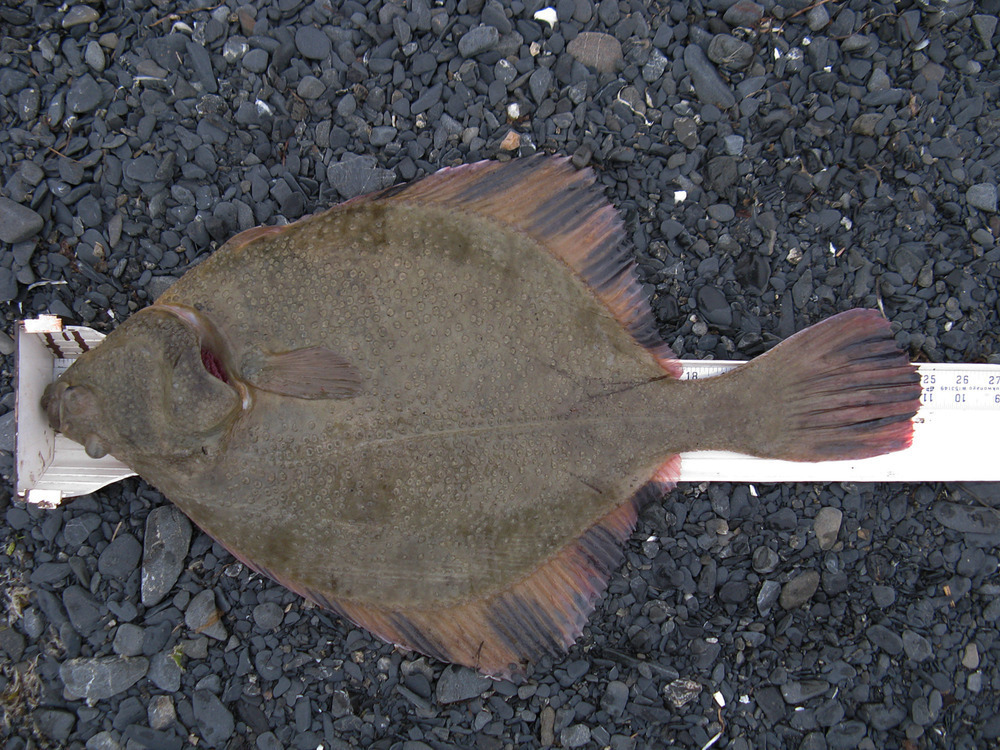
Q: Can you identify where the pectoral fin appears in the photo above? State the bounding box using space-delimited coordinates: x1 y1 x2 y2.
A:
247 347 362 399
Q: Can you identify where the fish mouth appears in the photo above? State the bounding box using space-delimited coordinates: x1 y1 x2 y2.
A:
152 303 252 410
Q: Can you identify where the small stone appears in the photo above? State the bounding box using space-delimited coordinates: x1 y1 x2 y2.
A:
962 642 980 670
902 630 933 662
781 680 830 704
327 154 395 200
806 3 830 30
967 183 997 213
664 678 702 708
141 505 192 607
67 73 103 114
33 709 76 743
148 694 176 730
601 681 629 717
813 507 842 550
458 25 499 57
243 48 269 73
757 579 781 614
560 725 591 748
193 689 235 748
707 34 754 70
752 547 779 574
724 135 745 155
780 571 820 609
63 586 103 636
295 26 331 60
60 656 149 700
99 533 142 581
973 14 998 45
84 40 105 72
867 624 904 655
500 130 520 151
684 43 736 109
436 665 492 704
0 196 44 243
871 585 896 607
296 75 326 99
185 589 227 640
566 32 623 73
719 580 749 604
62 5 99 27
826 720 867 749
252 602 284 631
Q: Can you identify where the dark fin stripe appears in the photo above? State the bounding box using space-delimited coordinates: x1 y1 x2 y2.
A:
259 456 682 680
376 157 680 377
741 309 921 462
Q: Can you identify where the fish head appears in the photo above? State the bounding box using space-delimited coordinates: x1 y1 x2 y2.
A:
41 305 242 466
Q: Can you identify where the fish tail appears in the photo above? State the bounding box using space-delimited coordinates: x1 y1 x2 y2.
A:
716 309 922 461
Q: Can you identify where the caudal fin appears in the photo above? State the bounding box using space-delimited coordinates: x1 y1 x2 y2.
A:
741 309 921 462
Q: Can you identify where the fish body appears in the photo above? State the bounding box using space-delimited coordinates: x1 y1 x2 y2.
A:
43 158 920 677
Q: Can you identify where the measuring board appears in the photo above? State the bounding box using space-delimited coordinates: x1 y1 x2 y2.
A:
14 319 1000 506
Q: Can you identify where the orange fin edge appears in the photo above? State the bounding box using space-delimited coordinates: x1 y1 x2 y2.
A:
377 157 681 378
287 455 682 680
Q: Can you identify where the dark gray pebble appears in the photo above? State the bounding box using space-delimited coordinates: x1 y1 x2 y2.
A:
252 602 284 630
781 680 829 704
867 624 904 655
60 656 149 701
683 44 736 109
780 570 820 609
436 665 492 704
566 32 623 73
67 73 103 114
458 25 499 57
295 26 331 60
98 532 142 581
0 196 44 243
141 505 192 607
826 720 867 749
185 589 227 641
193 689 235 748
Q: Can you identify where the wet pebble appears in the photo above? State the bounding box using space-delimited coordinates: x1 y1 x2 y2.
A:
98 532 141 581
0 196 44 243
192 689 235 748
780 570 820 609
141 505 192 607
436 665 492 704
295 26 331 60
60 656 149 700
185 589 227 640
813 507 842 550
966 183 997 213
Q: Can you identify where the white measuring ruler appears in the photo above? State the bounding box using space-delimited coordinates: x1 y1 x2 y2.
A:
678 360 1000 483
15 319 1000 506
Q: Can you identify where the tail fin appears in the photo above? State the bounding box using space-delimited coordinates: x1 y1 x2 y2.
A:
738 309 921 461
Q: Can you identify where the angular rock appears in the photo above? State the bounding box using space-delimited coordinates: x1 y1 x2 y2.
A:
0 196 44 243
142 505 192 607
193 690 235 748
684 44 736 109
99 532 142 581
185 589 227 640
60 656 149 700
436 665 492 704
780 570 820 609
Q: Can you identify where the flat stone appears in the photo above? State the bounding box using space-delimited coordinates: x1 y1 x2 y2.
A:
0 196 44 242
933 502 1000 535
436 665 492 704
327 154 395 199
813 507 842 550
295 26 331 60
867 624 904 655
684 43 736 109
185 589 227 640
781 680 830 704
63 585 104 636
67 73 103 114
707 34 754 70
141 505 192 607
566 32 623 73
967 183 997 213
192 689 235 748
252 602 284 631
780 570 820 609
458 25 499 57
902 630 933 662
99 532 142 581
62 5 99 27
60 656 149 700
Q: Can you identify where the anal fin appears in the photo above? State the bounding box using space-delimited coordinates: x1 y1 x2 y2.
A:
296 455 682 679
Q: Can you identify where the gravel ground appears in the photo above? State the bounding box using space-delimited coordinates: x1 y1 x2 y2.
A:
2 0 1000 748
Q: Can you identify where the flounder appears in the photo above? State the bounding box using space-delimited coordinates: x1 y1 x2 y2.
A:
42 157 921 678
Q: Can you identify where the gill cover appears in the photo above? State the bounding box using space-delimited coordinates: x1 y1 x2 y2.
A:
41 307 241 466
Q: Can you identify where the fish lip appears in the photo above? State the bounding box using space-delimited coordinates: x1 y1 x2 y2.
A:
150 303 253 411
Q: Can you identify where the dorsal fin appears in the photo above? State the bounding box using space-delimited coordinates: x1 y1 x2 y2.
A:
374 157 680 378
255 455 683 680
